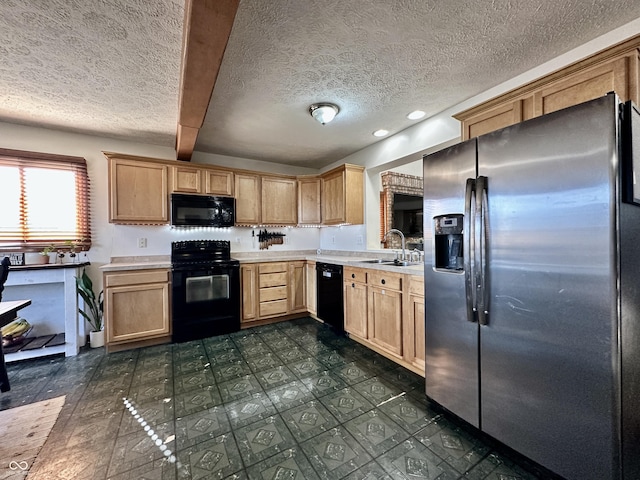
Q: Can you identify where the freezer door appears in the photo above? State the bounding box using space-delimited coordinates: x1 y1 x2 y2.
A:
423 139 480 427
478 95 618 480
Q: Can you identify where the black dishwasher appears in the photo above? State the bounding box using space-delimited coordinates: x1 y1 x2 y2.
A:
316 262 344 332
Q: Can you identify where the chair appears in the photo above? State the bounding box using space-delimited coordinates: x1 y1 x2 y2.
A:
0 256 10 303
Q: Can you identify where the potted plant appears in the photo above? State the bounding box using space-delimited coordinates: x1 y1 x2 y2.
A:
76 268 104 348
39 244 56 264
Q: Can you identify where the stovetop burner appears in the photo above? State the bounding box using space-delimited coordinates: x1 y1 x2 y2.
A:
171 240 238 267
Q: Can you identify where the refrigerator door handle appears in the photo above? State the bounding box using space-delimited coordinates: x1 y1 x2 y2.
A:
476 176 489 325
464 178 477 323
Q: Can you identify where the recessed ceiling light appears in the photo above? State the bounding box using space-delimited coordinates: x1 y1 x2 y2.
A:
373 129 389 137
407 110 425 120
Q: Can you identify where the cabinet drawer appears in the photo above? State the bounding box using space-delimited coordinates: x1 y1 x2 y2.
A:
259 272 287 288
367 271 402 290
105 269 170 287
260 299 288 317
259 262 288 274
260 286 288 302
408 276 424 296
344 267 366 283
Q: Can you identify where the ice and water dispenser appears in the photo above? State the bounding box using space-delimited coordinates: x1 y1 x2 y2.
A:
434 214 464 270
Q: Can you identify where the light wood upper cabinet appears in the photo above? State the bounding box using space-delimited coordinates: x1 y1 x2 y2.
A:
171 165 234 196
204 169 234 196
235 172 261 225
262 176 297 225
456 40 640 140
103 269 171 348
298 177 322 225
533 55 632 117
461 99 530 141
107 157 169 224
171 165 202 193
321 164 365 225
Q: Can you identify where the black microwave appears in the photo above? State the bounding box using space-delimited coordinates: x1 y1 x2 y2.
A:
171 194 235 227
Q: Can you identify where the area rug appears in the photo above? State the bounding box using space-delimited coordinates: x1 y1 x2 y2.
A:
0 396 65 480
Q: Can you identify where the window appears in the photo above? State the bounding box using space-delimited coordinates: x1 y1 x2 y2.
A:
0 148 91 252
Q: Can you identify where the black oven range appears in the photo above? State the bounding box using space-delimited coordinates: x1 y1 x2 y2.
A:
171 240 240 343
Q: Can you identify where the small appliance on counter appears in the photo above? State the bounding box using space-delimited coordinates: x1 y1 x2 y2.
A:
171 240 240 342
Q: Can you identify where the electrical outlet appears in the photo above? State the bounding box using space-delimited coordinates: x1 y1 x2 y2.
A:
137 237 147 248
356 235 363 245
235 237 241 243
331 236 336 244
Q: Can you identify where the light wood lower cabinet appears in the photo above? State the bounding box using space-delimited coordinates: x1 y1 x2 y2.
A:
344 268 368 338
103 268 171 350
241 261 308 325
403 276 425 373
367 271 403 358
306 261 317 315
343 266 425 376
289 261 306 313
241 264 259 322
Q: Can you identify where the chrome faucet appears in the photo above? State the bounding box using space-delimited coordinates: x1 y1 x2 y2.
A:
384 229 406 262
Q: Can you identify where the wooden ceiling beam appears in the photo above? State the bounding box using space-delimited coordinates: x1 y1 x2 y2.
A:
175 0 240 161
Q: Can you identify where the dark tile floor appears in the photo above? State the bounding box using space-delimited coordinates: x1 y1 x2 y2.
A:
1 318 552 479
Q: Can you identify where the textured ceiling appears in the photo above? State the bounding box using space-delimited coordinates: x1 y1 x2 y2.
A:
2 1 640 169
0 0 183 145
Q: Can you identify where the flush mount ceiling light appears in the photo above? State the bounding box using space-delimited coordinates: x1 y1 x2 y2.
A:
309 103 339 125
407 110 426 120
373 129 389 137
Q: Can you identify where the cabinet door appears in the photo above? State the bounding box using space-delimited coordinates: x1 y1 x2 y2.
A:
461 99 529 141
321 168 346 224
344 280 368 338
306 261 317 315
262 176 297 225
109 159 168 223
235 173 261 224
404 293 425 373
204 169 234 196
105 282 170 344
298 177 322 225
533 56 631 117
289 261 306 313
322 165 364 225
367 287 403 357
241 264 259 322
171 165 202 193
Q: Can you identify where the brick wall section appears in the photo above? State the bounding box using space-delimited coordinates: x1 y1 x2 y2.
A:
380 172 423 250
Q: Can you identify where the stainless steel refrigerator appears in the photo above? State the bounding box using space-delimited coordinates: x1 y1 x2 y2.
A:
423 93 640 480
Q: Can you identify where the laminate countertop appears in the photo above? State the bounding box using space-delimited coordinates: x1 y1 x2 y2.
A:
101 251 424 275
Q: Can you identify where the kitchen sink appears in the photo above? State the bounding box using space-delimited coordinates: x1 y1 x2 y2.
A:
361 259 395 264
